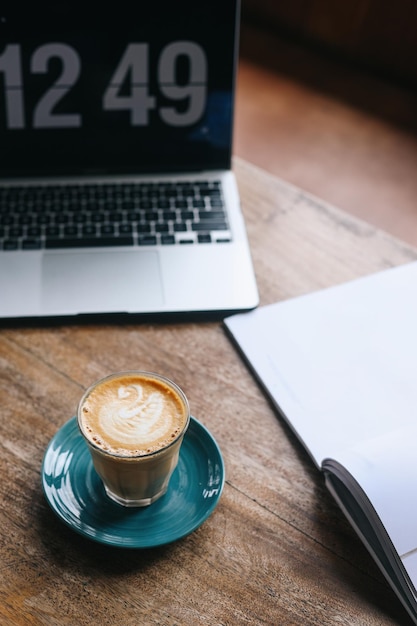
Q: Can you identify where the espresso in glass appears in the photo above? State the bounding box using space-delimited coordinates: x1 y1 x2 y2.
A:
77 371 190 507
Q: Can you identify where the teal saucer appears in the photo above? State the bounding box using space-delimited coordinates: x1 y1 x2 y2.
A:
42 416 224 548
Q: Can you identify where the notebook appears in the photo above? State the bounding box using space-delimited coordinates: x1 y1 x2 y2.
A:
0 1 258 321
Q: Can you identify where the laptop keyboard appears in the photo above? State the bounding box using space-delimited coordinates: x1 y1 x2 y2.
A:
0 180 231 251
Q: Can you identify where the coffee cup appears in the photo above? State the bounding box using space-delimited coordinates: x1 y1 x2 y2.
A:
77 371 190 507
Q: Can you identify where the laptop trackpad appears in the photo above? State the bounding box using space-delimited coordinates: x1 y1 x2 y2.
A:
42 250 164 314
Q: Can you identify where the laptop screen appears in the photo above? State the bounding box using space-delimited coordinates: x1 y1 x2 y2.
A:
0 1 239 178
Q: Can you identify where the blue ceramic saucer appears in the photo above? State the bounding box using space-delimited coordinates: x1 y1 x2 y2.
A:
42 416 224 548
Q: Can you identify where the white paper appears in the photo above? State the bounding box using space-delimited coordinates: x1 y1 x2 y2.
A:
225 261 417 582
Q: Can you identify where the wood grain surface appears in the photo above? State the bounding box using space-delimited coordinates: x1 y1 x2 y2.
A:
1 158 416 625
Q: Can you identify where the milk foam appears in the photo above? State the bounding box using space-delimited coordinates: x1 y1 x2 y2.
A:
80 374 188 456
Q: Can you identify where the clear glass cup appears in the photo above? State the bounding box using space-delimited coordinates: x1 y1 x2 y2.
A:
77 371 190 507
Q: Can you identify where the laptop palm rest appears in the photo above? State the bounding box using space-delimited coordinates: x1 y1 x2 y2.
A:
41 250 164 314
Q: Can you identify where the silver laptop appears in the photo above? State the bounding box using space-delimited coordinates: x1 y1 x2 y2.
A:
0 1 258 321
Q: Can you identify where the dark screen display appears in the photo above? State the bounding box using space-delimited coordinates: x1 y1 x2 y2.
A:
0 1 239 177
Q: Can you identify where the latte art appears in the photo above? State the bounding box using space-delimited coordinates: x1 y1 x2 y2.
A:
117 384 162 420
80 372 188 457
100 384 169 445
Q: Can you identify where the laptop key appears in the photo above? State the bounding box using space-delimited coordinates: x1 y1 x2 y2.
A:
161 235 175 245
198 210 226 220
137 224 152 234
46 226 60 236
192 222 228 231
198 234 212 243
22 239 42 250
138 235 157 246
9 227 24 237
73 213 87 223
28 227 42 236
82 225 97 236
45 236 134 249
3 239 19 250
161 210 176 221
100 225 115 235
119 224 133 234
155 224 169 233
36 214 52 225
64 226 79 236
144 211 158 222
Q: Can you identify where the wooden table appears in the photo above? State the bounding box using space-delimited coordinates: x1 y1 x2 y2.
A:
1 158 417 625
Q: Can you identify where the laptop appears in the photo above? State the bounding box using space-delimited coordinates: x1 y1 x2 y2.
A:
0 1 258 322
